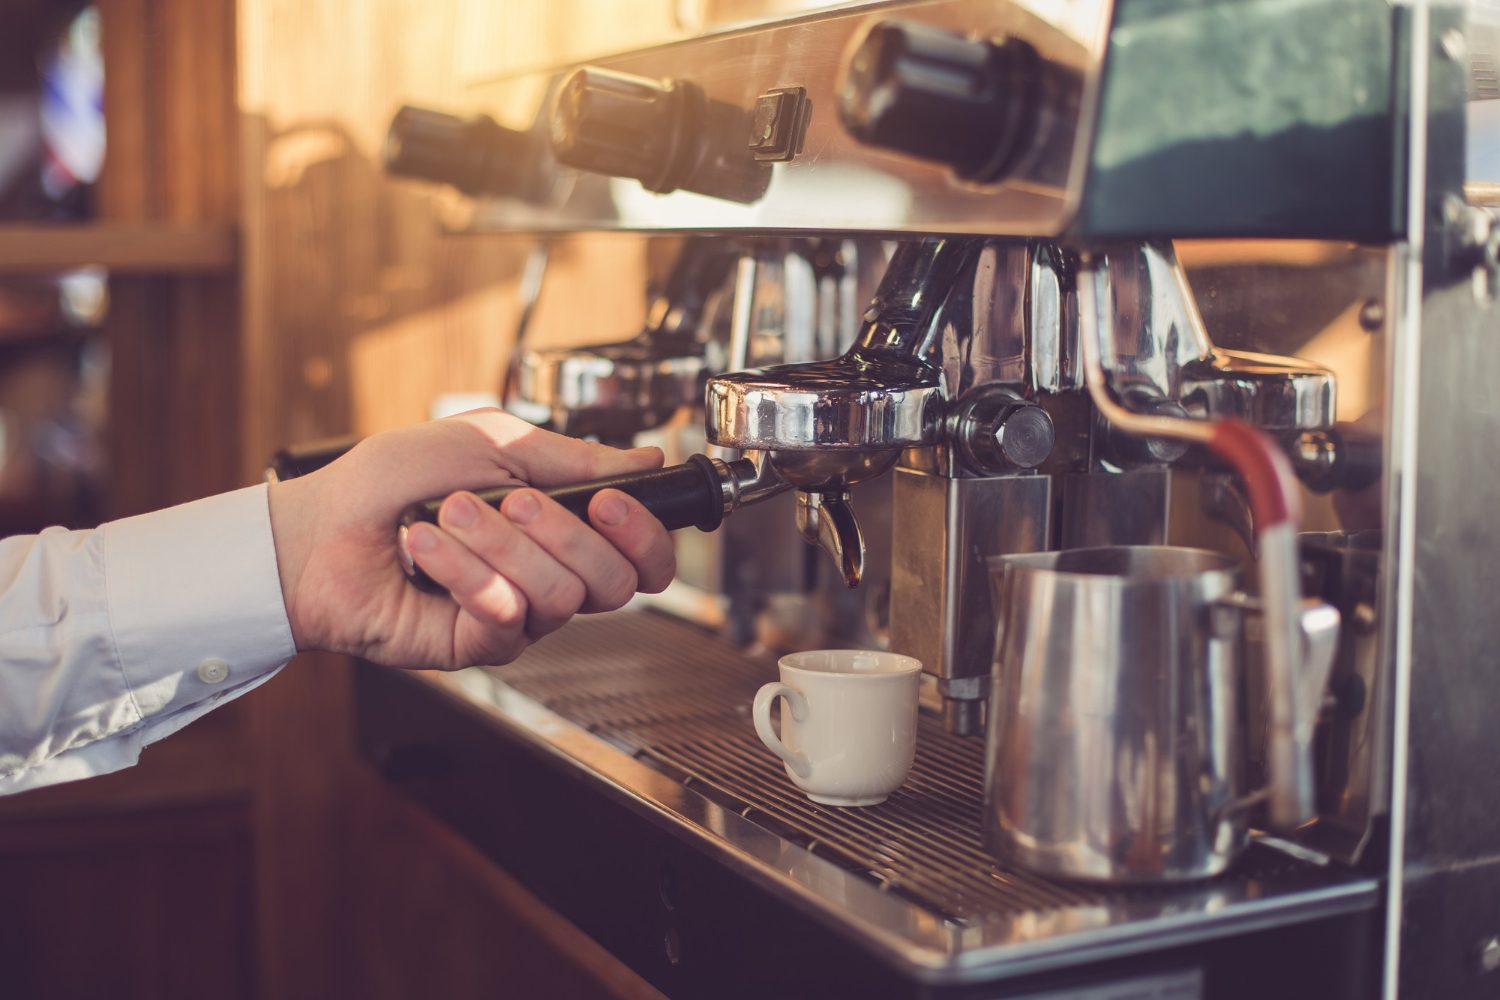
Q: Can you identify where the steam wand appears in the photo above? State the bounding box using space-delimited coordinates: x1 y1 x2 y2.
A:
1076 253 1317 833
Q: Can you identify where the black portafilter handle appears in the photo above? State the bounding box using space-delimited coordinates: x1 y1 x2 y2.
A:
397 454 747 591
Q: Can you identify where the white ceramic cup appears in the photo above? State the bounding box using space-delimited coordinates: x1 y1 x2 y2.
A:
752 649 922 807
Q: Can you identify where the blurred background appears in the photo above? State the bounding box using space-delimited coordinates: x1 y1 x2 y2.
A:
0 2 758 998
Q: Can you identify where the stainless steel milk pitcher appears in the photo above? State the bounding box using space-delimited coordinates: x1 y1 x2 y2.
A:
983 546 1339 883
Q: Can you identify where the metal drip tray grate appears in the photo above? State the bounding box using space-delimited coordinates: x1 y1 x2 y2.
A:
494 610 1307 924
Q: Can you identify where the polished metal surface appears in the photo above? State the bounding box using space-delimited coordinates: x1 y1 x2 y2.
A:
707 237 975 456
984 546 1340 883
887 467 1051 735
706 361 944 453
1078 242 1336 434
1386 8 1500 993
518 341 707 440
1078 256 1322 834
1182 350 1336 433
794 488 864 587
1091 242 1216 402
418 610 1377 983
460 0 1110 235
514 237 880 441
707 237 978 590
1057 468 1172 549
706 232 1347 741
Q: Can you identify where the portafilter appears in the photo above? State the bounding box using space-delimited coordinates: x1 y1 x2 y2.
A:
394 237 979 592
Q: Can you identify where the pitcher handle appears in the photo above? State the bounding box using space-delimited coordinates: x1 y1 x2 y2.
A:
1293 601 1341 738
1216 595 1342 823
753 682 811 779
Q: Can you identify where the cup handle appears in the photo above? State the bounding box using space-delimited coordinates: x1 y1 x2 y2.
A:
753 682 811 779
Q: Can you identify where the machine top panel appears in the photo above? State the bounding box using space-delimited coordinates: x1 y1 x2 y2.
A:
458 0 1110 236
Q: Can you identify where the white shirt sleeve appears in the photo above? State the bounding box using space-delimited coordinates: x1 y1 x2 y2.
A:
0 483 296 795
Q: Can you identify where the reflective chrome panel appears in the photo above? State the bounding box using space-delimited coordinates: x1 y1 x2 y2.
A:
458 0 1111 235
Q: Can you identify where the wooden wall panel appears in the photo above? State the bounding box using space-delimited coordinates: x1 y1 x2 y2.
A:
237 3 668 998
0 804 256 1000
0 5 256 1000
345 763 666 1000
99 0 242 517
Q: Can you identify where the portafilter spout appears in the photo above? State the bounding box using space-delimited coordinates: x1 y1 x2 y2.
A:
706 237 983 587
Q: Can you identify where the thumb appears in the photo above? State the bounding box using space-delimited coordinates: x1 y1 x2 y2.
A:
452 409 665 486
511 437 665 486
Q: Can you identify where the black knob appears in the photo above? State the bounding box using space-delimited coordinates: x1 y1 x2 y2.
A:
1102 393 1193 467
953 387 1055 475
551 68 682 190
384 105 539 198
992 402 1056 469
550 67 770 204
1289 423 1382 494
839 20 1040 183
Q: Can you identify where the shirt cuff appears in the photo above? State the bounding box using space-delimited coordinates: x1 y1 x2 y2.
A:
103 483 296 720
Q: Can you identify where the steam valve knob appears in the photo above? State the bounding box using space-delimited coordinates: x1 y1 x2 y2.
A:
990 401 1055 469
839 19 1040 183
551 66 770 204
1103 393 1193 467
954 388 1054 475
551 67 683 191
383 105 536 198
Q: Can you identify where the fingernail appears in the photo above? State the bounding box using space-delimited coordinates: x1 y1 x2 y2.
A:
406 523 437 553
443 494 478 529
505 490 540 524
595 494 628 526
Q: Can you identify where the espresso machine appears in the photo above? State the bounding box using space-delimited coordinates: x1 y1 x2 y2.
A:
347 1 1500 996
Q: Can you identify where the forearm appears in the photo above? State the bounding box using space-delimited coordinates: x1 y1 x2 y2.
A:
0 484 296 794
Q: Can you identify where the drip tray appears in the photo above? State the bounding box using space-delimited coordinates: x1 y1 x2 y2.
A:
382 609 1380 985
489 611 1370 928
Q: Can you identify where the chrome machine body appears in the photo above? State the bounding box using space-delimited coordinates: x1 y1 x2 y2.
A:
363 0 1500 996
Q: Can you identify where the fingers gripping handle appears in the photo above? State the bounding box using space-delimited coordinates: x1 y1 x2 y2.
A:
753 682 811 779
397 453 727 590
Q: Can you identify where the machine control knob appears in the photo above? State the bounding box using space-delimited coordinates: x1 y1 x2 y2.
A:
383 105 539 198
550 66 770 204
839 19 1041 183
1102 393 1193 467
953 387 1055 475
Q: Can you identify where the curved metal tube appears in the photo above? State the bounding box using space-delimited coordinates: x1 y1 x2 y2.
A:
1078 255 1314 832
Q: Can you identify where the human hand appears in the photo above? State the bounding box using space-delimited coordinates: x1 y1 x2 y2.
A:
266 409 676 668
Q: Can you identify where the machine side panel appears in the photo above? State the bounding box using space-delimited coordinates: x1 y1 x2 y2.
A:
1078 0 1401 240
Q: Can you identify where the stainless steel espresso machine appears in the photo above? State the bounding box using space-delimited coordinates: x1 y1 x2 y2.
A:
347 1 1500 996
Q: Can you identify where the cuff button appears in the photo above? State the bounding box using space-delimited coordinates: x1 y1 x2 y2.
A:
197 658 230 684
